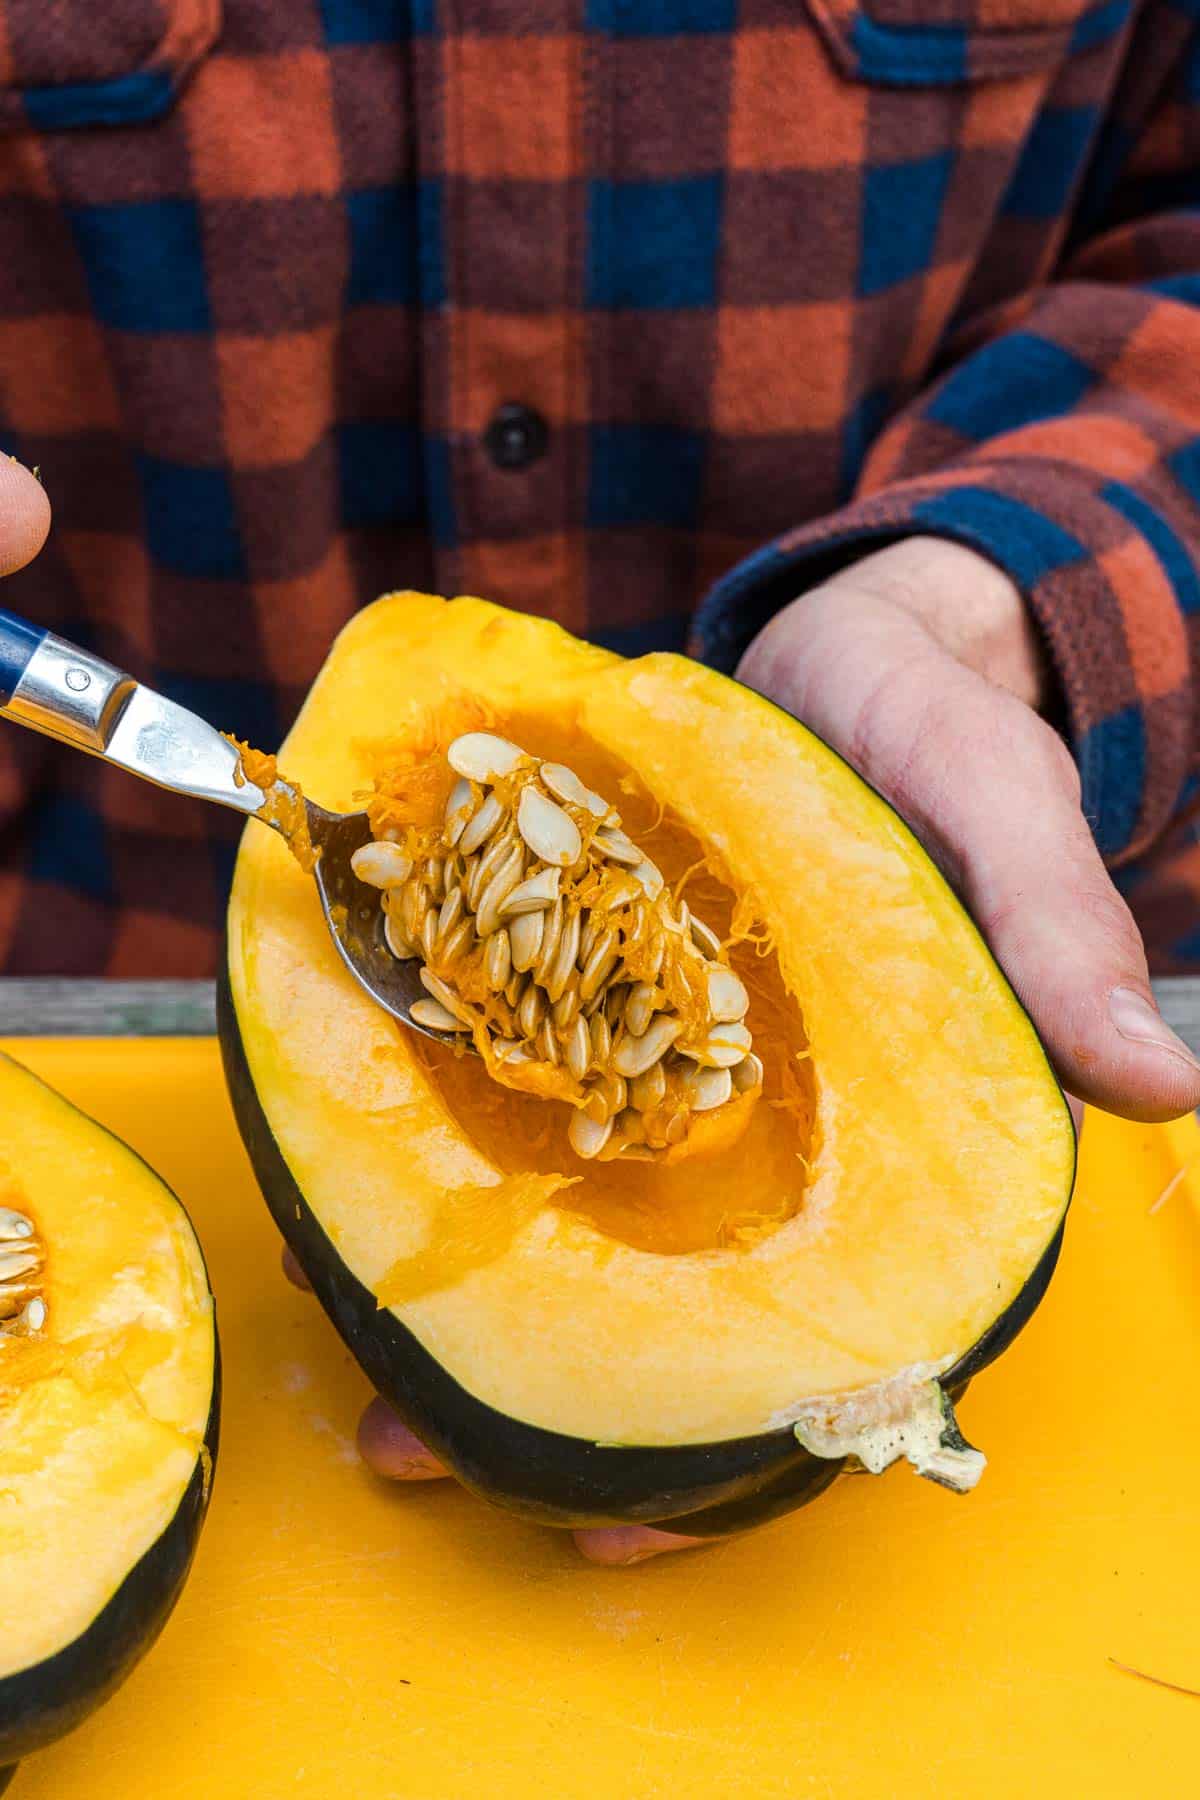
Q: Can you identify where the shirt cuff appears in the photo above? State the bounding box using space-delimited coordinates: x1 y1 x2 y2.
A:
690 467 1194 864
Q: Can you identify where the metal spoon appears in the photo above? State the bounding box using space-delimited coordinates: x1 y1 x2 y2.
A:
0 607 461 1047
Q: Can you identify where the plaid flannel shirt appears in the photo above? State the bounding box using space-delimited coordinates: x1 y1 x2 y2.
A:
0 0 1198 974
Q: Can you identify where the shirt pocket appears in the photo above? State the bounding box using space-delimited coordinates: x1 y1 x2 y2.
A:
807 0 1129 83
0 0 220 132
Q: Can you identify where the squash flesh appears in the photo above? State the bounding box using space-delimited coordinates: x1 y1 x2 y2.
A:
228 594 1074 1446
0 1056 215 1675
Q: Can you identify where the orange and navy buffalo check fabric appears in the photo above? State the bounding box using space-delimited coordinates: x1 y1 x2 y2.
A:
1 0 1200 972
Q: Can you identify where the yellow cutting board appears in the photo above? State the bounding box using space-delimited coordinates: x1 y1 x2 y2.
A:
5 1038 1200 1799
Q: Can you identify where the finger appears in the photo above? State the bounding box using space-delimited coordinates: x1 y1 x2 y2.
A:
356 1396 449 1481
922 693 1200 1123
281 1245 312 1291
572 1525 709 1566
0 457 51 575
742 599 1200 1123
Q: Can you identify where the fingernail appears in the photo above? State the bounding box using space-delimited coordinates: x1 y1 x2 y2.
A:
1109 987 1200 1071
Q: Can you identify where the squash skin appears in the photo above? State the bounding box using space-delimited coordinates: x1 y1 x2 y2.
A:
218 970 1066 1534
0 1086 220 1775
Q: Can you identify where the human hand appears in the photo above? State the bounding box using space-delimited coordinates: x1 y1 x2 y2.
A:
0 458 51 577
737 534 1200 1124
336 534 1200 1567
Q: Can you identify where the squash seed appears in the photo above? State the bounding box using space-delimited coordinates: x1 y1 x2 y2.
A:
350 840 413 889
689 915 721 957
588 1011 611 1066
624 982 659 1038
552 987 580 1031
568 1109 613 1159
440 916 475 965
474 841 526 937
485 928 512 991
6 1295 45 1335
459 790 504 856
707 967 750 1023
540 762 609 817
534 896 564 983
633 859 663 900
543 908 582 1003
732 1052 764 1093
517 785 581 867
443 776 474 845
0 1208 34 1242
448 731 526 782
419 968 473 1024
613 1014 683 1078
594 826 641 867
680 1020 753 1069
578 928 618 1002
436 885 465 945
500 866 560 917
509 908 544 972
629 1060 667 1113
564 1015 591 1081
517 982 546 1038
383 908 416 960
411 998 470 1033
681 1064 733 1112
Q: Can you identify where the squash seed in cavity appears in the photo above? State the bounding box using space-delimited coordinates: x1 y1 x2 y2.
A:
459 790 504 857
447 732 526 783
485 927 512 991
411 998 470 1034
613 1015 683 1078
369 737 761 1161
517 786 581 867
681 1020 753 1069
509 908 544 972
594 826 641 868
569 1109 613 1159
540 762 609 818
350 840 412 889
707 967 750 1023
0 1213 45 1334
500 867 560 917
419 968 473 1024
682 1064 734 1112
443 776 474 845
624 982 659 1038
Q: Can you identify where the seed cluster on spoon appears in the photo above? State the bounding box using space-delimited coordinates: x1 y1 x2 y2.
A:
350 732 762 1160
0 1204 46 1335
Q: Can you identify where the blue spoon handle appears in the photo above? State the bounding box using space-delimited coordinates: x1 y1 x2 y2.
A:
0 608 46 707
0 606 268 815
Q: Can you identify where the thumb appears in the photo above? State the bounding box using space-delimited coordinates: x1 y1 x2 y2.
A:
880 665 1200 1122
740 595 1200 1123
0 457 51 576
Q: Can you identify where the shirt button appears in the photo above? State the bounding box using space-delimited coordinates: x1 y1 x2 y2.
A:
484 403 549 471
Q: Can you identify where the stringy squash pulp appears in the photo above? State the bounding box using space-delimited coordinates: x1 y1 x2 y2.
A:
226 594 1073 1448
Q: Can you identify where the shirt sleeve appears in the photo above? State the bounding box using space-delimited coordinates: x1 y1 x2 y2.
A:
692 28 1200 868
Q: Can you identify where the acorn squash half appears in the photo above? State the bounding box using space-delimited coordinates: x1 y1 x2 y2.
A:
220 593 1074 1534
0 1054 218 1785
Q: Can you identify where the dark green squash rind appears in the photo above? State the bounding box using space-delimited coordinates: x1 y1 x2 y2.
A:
218 967 1066 1534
